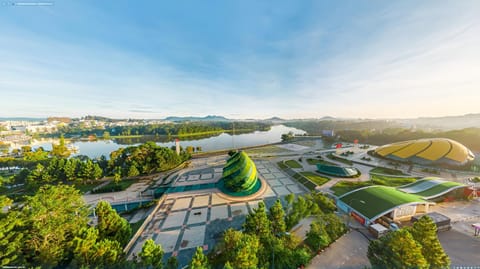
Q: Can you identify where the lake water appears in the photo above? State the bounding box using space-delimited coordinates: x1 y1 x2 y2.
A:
29 125 306 159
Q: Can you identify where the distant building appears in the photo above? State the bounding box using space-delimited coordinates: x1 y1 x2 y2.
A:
26 124 57 133
322 130 335 137
175 139 180 155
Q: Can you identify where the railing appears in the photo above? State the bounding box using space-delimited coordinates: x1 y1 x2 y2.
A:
123 195 166 254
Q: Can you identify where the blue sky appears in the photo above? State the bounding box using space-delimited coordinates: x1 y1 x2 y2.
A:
1 0 479 119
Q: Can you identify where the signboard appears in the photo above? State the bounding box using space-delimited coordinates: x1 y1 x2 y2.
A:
351 211 366 225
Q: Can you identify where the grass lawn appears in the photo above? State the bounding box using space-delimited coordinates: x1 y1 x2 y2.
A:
306 158 337 166
130 218 146 236
277 161 288 170
370 174 417 187
331 181 372 196
292 173 316 191
413 181 464 197
326 153 353 165
245 145 291 155
285 160 303 169
339 186 426 219
74 182 104 193
370 167 407 176
300 172 330 186
92 178 138 193
292 140 316 147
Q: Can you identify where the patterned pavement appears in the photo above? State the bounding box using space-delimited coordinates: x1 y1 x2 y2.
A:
128 159 308 267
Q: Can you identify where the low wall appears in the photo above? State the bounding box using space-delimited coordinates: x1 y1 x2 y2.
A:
123 195 167 254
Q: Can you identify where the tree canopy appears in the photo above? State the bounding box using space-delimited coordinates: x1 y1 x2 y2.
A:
409 216 450 268
96 201 132 247
138 238 164 269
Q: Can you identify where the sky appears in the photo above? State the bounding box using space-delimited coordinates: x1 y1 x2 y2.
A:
0 0 479 119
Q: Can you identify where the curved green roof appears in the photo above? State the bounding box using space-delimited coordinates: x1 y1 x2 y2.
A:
339 185 428 219
222 151 259 193
397 178 465 199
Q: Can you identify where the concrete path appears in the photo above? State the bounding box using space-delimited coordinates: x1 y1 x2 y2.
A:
307 230 370 269
438 230 480 267
291 216 316 240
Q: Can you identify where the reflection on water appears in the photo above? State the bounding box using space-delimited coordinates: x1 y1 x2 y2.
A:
29 125 307 159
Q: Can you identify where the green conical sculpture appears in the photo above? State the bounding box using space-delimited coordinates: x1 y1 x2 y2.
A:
222 151 259 193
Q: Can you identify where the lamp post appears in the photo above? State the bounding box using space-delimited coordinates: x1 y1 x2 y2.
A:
232 121 235 149
271 232 290 269
346 199 365 229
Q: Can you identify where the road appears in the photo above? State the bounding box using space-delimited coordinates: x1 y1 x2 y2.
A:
438 230 480 267
307 230 370 269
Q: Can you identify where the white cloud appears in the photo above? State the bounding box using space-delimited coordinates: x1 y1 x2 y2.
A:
1 1 479 119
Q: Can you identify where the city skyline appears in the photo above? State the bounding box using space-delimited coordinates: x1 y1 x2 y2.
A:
1 1 479 119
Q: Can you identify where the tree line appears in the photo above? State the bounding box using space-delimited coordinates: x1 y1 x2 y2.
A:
1 142 190 200
48 121 272 138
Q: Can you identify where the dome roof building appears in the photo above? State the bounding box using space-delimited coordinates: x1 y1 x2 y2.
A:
374 138 475 166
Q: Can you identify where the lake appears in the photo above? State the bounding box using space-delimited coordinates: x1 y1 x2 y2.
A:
29 125 306 159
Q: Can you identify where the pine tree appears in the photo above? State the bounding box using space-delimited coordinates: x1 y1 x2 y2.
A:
0 197 24 266
305 220 331 251
81 160 95 182
189 246 210 269
27 163 45 184
410 216 450 268
93 163 103 180
72 227 123 267
223 261 233 269
128 165 140 177
368 229 428 269
64 159 78 181
220 229 259 269
96 201 132 246
166 255 179 269
22 185 90 267
269 199 286 235
243 202 271 240
323 213 347 240
138 239 164 269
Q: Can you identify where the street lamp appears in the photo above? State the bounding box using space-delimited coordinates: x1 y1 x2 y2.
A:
346 199 365 228
271 232 290 269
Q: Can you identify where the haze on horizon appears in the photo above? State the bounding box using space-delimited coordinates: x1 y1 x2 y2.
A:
1 1 479 120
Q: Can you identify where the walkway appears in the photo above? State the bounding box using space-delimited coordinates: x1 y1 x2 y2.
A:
307 230 370 269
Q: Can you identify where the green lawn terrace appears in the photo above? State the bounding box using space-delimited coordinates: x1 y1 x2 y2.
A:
219 151 261 196
397 178 466 200
316 163 360 177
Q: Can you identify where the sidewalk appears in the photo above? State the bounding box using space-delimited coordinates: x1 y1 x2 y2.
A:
307 230 370 269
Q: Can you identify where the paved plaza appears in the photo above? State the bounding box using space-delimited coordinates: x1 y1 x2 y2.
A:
128 159 308 267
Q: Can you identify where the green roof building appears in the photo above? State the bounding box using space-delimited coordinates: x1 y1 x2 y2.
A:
220 151 261 196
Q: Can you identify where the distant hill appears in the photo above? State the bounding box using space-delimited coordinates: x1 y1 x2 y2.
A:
164 115 230 122
399 113 480 130
319 116 336 120
264 116 285 122
0 117 45 122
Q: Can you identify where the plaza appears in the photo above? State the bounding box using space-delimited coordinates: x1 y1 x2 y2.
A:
127 157 308 266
